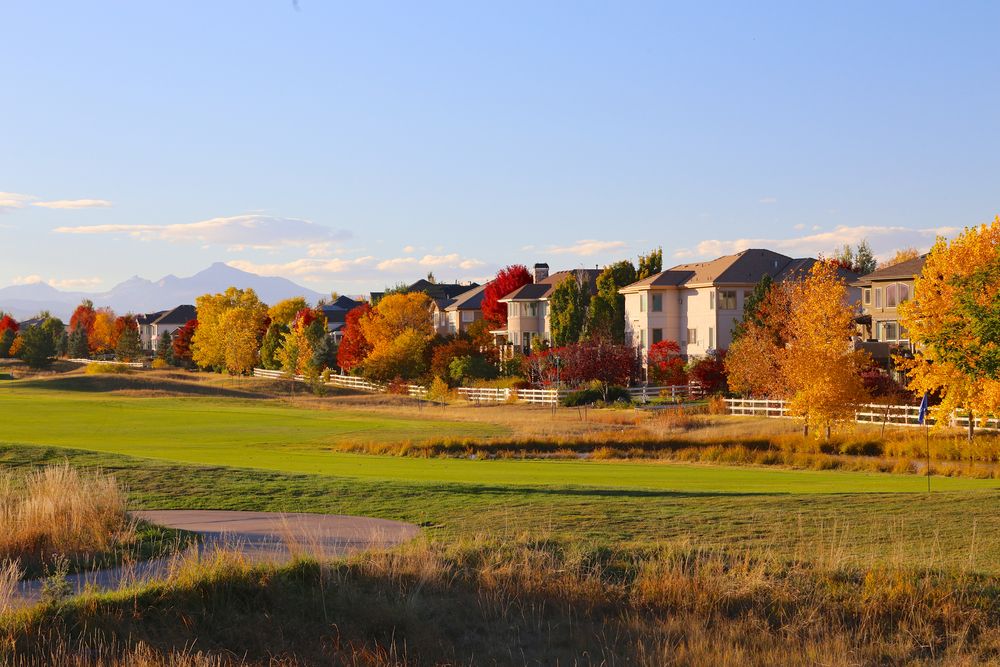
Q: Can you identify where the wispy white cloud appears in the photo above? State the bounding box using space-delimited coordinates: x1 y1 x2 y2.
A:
376 253 484 271
676 225 957 262
546 239 627 256
33 199 112 210
1 192 112 212
10 274 103 290
402 245 416 253
758 197 778 205
227 256 376 278
0 192 36 212
54 214 351 252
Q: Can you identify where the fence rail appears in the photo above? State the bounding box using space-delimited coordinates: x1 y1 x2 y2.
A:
724 398 1000 431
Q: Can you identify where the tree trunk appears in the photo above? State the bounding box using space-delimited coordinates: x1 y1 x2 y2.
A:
968 410 975 444
825 424 831 440
802 422 809 437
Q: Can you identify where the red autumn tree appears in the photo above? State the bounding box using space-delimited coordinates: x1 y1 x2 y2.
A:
172 319 198 365
688 349 728 395
0 314 18 336
69 300 97 336
336 303 373 373
552 339 638 400
481 265 533 328
647 340 687 386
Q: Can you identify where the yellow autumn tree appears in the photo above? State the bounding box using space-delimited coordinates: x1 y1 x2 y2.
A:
191 287 268 373
358 292 434 381
90 308 117 354
877 247 921 269
780 260 869 436
725 282 792 398
268 297 309 327
899 217 1000 432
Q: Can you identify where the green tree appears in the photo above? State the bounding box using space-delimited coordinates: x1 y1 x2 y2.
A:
156 330 174 363
259 322 290 370
18 324 57 368
0 329 15 358
114 319 143 362
549 274 585 346
587 260 637 342
68 327 89 359
853 240 877 275
732 274 773 341
637 247 663 280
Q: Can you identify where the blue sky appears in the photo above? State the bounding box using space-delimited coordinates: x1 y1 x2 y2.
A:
2 1 998 295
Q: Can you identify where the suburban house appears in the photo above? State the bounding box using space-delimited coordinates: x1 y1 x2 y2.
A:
135 310 167 352
150 305 197 346
319 295 362 344
619 249 861 359
498 263 601 354
853 254 927 359
440 283 487 337
370 279 478 306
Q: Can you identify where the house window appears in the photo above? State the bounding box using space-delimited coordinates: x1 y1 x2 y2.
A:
719 290 737 310
897 282 910 304
512 332 520 346
687 328 697 345
522 302 537 317
863 288 871 306
652 328 663 344
708 327 715 349
710 292 715 309
874 287 882 309
886 284 898 308
461 311 475 323
651 294 663 312
639 329 646 349
744 290 753 303
881 321 899 341
639 294 646 313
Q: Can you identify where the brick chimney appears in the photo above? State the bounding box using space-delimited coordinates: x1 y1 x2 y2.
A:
532 262 549 283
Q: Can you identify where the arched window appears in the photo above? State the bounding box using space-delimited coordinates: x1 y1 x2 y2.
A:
885 283 898 308
897 282 910 304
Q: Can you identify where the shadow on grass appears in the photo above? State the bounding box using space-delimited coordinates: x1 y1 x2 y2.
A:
15 375 269 399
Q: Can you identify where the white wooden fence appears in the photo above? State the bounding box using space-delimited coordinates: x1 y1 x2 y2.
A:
253 368 430 397
724 398 1000 431
456 387 566 405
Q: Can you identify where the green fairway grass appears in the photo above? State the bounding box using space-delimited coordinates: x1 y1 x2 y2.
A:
2 382 998 494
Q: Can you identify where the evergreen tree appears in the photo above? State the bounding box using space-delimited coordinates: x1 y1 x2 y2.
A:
68 327 89 359
732 274 773 341
259 322 290 370
114 321 143 361
56 331 69 358
18 324 57 368
0 329 15 358
156 330 174 362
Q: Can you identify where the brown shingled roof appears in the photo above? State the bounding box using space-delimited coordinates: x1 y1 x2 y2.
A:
855 255 927 284
621 249 796 292
500 269 601 301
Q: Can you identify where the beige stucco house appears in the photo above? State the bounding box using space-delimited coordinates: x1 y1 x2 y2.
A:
853 254 926 358
619 249 860 359
498 263 601 354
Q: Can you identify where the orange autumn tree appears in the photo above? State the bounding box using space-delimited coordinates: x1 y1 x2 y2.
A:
899 217 1000 434
90 308 117 355
358 292 434 381
780 260 869 436
725 281 793 398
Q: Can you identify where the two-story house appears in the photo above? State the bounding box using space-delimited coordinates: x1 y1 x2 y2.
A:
320 295 362 344
619 249 860 359
150 305 197 345
499 264 601 354
442 283 487 337
853 254 927 359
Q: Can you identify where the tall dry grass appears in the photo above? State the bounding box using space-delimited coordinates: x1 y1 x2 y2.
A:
7 532 1000 665
0 464 134 574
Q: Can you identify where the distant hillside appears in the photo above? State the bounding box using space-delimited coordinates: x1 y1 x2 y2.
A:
0 263 326 320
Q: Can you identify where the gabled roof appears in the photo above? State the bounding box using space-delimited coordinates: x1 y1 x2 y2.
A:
135 310 167 326
855 255 928 285
619 249 860 293
407 279 478 301
500 269 601 301
444 283 487 311
621 249 795 292
323 295 361 311
153 304 197 326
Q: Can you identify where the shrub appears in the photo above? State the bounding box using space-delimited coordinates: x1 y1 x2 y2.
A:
707 395 728 415
150 358 170 370
427 376 455 402
85 362 132 375
561 385 631 407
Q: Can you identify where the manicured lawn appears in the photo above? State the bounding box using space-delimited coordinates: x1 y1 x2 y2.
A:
2 382 998 493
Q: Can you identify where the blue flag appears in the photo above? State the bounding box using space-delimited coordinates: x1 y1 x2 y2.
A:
918 392 929 425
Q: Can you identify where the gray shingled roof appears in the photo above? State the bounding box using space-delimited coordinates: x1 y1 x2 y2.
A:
500 269 601 301
153 304 197 326
445 283 487 311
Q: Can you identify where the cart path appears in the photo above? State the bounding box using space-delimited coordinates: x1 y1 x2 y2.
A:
13 510 421 607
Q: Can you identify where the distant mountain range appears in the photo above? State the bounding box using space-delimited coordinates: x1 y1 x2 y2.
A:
0 263 326 321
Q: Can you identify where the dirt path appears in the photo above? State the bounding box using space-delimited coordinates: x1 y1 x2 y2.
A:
14 510 421 607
